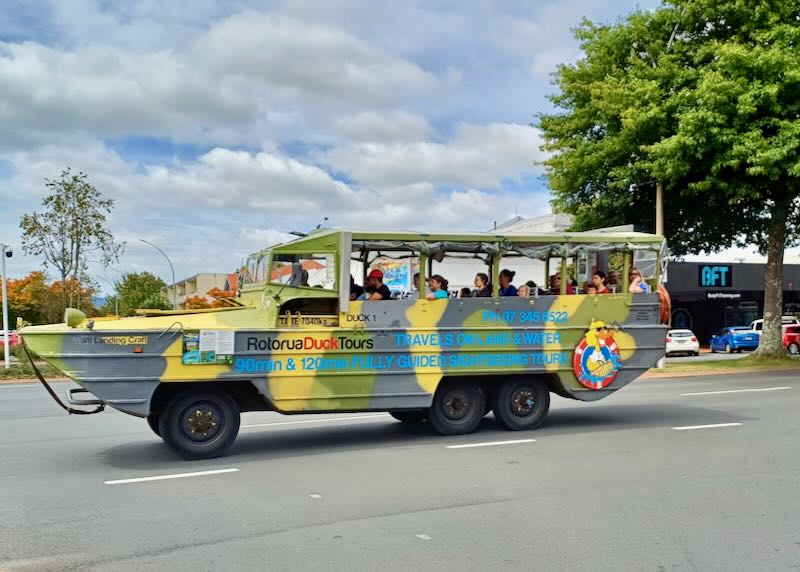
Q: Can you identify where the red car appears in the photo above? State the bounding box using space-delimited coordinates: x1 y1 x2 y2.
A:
0 331 18 351
785 326 800 355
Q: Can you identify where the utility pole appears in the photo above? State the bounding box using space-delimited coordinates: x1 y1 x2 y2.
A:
656 181 665 236
139 239 177 309
1 244 11 369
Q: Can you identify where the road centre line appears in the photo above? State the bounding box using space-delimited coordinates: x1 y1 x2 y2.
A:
241 414 388 429
681 387 791 396
105 468 239 485
447 439 535 449
672 423 742 431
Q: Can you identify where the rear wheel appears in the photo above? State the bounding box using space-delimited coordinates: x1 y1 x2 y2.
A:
159 390 240 460
493 379 550 431
427 380 485 436
389 411 427 424
789 343 799 355
146 413 161 437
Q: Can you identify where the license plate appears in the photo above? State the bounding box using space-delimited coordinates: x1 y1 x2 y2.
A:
677 339 687 343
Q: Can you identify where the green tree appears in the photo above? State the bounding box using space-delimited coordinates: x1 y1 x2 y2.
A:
20 168 124 312
105 272 170 317
538 0 800 358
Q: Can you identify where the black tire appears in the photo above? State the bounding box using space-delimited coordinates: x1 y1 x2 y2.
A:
492 379 550 431
389 411 427 424
725 343 732 354
159 390 240 460
146 413 161 437
427 380 485 436
693 351 700 357
789 343 799 355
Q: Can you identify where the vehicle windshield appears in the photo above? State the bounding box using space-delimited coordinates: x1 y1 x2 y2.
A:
731 327 751 332
669 331 693 338
270 253 336 290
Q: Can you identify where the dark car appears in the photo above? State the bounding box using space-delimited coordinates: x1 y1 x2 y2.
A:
710 327 760 353
784 326 800 355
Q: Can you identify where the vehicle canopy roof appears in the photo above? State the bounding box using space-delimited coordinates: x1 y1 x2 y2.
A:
260 228 666 260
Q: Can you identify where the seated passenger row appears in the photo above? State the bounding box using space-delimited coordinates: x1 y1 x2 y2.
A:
350 267 651 301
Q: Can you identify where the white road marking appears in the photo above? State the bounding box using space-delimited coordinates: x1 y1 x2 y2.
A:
104 468 239 485
416 534 432 541
309 493 322 499
672 423 742 431
681 386 791 396
446 438 535 449
241 414 387 429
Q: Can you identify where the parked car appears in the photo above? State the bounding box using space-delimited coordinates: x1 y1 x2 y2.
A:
666 329 699 356
784 326 800 355
749 316 800 334
0 330 18 351
710 327 760 353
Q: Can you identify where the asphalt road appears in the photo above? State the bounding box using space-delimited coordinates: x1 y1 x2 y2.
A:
2 372 799 572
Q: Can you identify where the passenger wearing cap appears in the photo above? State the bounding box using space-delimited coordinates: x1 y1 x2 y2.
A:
366 269 392 301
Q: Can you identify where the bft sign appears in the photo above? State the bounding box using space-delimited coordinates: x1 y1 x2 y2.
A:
698 265 732 288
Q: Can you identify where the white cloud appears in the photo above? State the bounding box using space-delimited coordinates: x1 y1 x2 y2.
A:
0 11 438 150
330 110 432 143
317 122 544 189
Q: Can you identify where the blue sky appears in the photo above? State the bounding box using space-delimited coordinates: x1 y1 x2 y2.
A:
1 0 682 290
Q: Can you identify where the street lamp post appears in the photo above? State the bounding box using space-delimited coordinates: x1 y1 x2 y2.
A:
139 239 177 309
1 244 11 370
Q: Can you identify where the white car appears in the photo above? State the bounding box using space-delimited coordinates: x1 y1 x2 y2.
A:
665 329 700 356
749 316 800 335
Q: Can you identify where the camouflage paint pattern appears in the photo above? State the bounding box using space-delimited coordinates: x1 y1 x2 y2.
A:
19 291 666 417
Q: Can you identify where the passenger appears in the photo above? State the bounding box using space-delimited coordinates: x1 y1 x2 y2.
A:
425 275 450 300
607 269 621 291
300 269 310 287
366 269 393 300
584 282 598 295
349 274 364 301
628 267 651 293
474 273 492 297
498 269 518 297
459 287 472 298
517 284 530 297
592 270 610 294
549 274 575 295
412 272 420 292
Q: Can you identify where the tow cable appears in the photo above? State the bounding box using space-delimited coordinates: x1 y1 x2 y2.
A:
20 338 105 415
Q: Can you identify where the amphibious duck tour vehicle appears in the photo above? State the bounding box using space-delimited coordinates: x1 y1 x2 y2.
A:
20 229 669 459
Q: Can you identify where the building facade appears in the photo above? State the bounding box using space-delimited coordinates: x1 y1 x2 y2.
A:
162 273 235 309
665 261 800 344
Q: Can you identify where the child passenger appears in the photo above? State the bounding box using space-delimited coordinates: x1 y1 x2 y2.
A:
584 282 597 295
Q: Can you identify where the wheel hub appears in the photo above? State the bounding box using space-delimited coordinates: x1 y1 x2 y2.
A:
181 404 223 441
511 388 535 417
444 390 470 420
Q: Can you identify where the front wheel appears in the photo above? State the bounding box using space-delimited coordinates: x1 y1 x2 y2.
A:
493 379 550 431
725 343 732 354
427 380 485 436
146 413 161 437
159 390 240 460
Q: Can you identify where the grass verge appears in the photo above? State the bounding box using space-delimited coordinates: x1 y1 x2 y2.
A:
0 347 64 381
651 356 800 375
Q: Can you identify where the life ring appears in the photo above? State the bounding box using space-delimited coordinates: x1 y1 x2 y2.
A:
658 285 671 325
